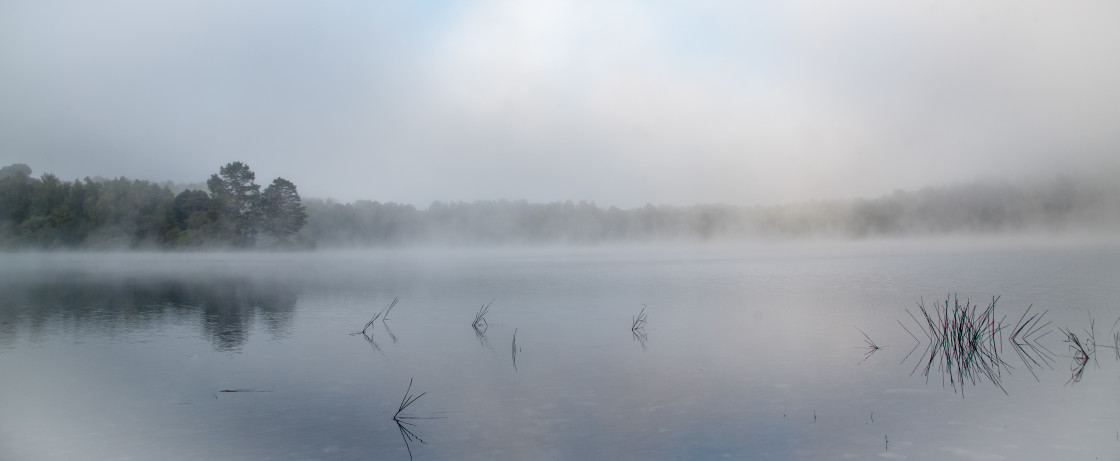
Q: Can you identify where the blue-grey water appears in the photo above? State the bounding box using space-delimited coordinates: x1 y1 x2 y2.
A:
1 238 1118 460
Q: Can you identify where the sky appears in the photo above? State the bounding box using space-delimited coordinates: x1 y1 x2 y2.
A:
1 0 1118 208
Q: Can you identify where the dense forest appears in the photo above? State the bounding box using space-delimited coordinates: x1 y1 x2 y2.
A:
3 162 1117 249
0 162 308 249
302 173 1120 246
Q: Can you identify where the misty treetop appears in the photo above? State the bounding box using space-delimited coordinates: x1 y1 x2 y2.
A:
300 173 1120 246
0 162 308 249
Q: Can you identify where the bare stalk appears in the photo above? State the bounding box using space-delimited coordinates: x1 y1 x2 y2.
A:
631 305 648 332
472 299 494 329
382 296 400 322
393 378 428 422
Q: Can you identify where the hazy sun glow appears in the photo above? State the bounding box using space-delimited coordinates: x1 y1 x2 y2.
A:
2 0 1118 207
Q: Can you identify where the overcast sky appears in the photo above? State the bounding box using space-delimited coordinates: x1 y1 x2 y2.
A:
1 0 1118 207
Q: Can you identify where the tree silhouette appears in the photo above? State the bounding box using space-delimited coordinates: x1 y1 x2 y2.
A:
207 162 261 246
258 177 308 240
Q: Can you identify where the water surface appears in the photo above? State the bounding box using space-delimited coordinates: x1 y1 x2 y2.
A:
2 239 1118 460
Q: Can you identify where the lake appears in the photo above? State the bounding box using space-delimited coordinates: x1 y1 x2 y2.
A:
2 237 1118 460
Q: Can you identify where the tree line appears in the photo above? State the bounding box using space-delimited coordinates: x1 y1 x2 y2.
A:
4 161 1117 249
301 173 1120 246
0 162 307 249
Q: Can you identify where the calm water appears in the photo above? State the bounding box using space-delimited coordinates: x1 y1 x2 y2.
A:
2 238 1119 460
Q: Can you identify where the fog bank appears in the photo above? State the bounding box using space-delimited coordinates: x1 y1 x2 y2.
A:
301 173 1120 247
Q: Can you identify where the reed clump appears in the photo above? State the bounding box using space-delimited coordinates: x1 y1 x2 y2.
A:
631 305 649 349
1060 316 1098 384
906 294 1009 395
857 327 882 364
631 305 648 332
472 299 494 329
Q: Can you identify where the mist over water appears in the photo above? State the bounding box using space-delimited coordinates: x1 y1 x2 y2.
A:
2 240 1119 460
299 173 1120 247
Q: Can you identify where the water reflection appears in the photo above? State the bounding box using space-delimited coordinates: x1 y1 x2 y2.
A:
394 418 425 460
2 246 1118 460
358 331 383 353
511 328 519 371
473 323 492 350
631 327 649 351
0 276 298 352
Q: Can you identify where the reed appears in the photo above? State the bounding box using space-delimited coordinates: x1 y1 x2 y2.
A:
382 296 400 322
472 299 494 329
898 319 922 365
361 330 382 353
857 327 882 364
361 310 382 335
390 378 443 460
1007 304 1055 380
360 297 399 335
1061 327 1091 384
393 378 428 422
1060 317 1097 384
632 305 648 332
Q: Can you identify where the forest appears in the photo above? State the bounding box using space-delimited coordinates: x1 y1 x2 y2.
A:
2 162 1117 249
0 162 308 249
302 173 1120 246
